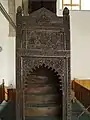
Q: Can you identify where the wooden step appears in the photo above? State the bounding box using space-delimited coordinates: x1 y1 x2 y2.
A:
25 75 61 85
24 94 60 104
24 84 58 94
25 103 62 107
26 75 49 84
25 116 62 120
25 106 61 116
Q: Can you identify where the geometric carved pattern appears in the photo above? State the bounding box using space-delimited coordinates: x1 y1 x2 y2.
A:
22 30 65 50
22 57 65 81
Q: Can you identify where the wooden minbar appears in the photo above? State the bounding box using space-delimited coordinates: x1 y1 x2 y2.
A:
16 1 71 120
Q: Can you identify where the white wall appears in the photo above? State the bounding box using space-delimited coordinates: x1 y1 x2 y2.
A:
58 10 90 79
1 3 90 87
0 1 15 87
7 37 16 88
70 11 90 79
0 11 9 86
0 0 8 86
0 13 15 87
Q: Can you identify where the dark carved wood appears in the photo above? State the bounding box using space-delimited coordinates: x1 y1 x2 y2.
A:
16 6 71 120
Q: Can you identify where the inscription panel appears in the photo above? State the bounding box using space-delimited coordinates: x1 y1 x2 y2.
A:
22 30 66 50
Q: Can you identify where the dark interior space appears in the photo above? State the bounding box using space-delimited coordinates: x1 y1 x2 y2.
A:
28 0 56 14
24 64 62 120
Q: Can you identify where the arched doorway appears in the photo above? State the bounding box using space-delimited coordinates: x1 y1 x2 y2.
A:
24 64 62 120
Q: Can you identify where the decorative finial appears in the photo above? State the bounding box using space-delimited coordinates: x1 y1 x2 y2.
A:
17 6 22 16
63 7 69 16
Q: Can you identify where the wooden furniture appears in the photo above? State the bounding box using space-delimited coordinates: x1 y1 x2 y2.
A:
7 89 16 102
0 79 5 103
16 4 71 120
72 80 90 109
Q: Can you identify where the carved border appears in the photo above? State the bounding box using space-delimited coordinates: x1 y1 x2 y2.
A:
17 49 70 57
22 57 64 80
21 57 69 120
67 57 71 120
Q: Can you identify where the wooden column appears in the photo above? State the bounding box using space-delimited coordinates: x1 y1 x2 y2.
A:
8 0 23 36
8 0 16 37
22 0 29 16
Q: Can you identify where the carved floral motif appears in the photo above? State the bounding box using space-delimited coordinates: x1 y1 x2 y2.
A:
22 57 64 81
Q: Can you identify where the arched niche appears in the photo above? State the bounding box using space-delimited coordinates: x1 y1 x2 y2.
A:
24 64 62 119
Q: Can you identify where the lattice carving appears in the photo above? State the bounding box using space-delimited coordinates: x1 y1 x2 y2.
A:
22 57 64 82
24 64 62 90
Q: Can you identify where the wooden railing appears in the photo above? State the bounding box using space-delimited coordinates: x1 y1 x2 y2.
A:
0 79 5 103
72 80 90 110
0 80 15 102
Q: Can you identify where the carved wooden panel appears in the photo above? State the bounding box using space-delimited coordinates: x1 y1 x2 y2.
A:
21 30 66 50
16 6 71 120
22 57 64 80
